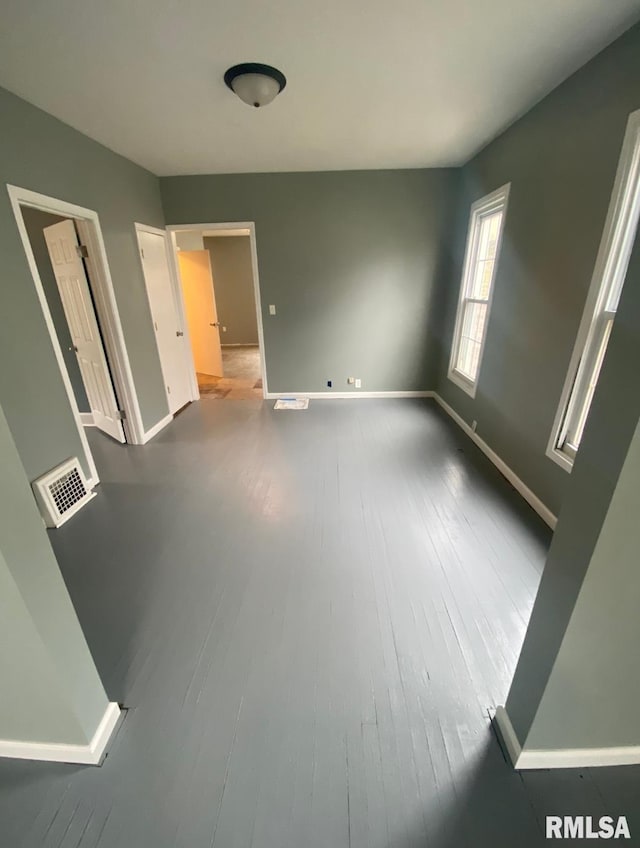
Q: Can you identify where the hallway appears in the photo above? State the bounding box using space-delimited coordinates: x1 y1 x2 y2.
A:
1 399 638 847
198 345 262 399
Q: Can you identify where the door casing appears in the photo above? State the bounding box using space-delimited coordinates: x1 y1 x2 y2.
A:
8 185 151 486
165 222 268 398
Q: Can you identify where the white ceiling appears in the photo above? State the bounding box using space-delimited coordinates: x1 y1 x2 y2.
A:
1 0 639 176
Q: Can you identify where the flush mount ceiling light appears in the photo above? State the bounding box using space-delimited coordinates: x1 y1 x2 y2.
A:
224 63 287 108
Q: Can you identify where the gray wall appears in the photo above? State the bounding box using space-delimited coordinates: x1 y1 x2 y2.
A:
0 404 109 744
434 22 640 517
0 85 167 481
527 417 640 750
175 231 204 250
161 170 457 394
204 236 258 346
506 224 640 748
21 207 90 413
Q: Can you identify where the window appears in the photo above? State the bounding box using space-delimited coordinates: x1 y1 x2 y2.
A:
448 184 510 396
548 109 640 470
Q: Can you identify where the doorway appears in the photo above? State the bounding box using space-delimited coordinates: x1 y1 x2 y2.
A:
8 185 150 485
167 224 267 400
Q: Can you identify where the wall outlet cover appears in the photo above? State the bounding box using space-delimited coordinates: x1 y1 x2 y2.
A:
347 377 355 385
269 304 276 315
355 379 362 388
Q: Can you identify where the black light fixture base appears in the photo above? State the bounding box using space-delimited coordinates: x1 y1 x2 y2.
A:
224 63 287 95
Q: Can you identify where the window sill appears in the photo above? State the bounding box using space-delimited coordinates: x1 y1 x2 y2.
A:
546 444 574 474
447 369 477 398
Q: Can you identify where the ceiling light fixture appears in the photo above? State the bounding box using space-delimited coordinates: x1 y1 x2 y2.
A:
224 63 287 108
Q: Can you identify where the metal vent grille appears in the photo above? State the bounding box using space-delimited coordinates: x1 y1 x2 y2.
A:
32 458 96 528
49 467 87 515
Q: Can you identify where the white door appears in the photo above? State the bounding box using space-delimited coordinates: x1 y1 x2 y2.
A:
178 250 224 376
44 220 126 443
137 230 192 414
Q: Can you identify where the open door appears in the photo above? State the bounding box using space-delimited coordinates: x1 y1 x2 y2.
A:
43 220 125 443
137 229 193 414
178 250 224 377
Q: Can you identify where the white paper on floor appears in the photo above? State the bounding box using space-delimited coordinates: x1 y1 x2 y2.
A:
274 398 310 410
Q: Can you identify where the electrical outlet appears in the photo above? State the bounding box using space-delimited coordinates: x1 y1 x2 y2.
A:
269 304 276 315
355 378 362 388
327 379 332 388
222 326 227 332
471 420 477 432
347 377 355 385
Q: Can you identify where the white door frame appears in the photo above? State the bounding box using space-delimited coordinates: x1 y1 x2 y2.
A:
166 222 268 398
134 222 199 406
7 184 148 485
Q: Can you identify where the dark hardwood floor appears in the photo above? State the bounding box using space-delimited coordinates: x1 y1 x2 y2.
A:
1 399 638 847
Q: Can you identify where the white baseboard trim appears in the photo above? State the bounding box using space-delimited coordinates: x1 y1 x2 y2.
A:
141 413 173 444
494 705 524 767
79 413 95 427
433 393 557 530
494 705 640 769
265 391 434 400
0 701 121 765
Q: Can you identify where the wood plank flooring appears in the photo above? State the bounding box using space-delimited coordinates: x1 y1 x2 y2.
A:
1 399 638 847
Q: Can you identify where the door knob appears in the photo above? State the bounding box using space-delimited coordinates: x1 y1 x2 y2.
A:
210 322 220 328
69 345 78 352
176 330 184 337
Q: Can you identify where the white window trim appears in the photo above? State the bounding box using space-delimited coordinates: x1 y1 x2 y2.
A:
547 108 640 472
448 183 511 398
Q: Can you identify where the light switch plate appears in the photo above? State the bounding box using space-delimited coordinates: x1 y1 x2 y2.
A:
269 304 276 315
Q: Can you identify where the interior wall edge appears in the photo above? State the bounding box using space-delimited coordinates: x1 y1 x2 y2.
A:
493 705 640 770
0 701 121 765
